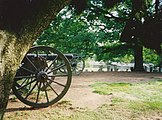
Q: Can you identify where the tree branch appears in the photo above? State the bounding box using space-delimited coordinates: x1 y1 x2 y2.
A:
90 4 129 22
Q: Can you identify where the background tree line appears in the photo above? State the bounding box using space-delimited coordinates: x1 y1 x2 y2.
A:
37 0 162 69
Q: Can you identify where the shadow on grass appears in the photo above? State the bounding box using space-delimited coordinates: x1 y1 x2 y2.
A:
6 106 45 113
6 100 71 113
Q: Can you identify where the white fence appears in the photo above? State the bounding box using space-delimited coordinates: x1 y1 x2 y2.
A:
84 60 157 72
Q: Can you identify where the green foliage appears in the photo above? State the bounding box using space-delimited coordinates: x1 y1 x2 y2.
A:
95 42 134 62
37 9 98 58
37 6 128 60
143 47 161 65
36 1 161 65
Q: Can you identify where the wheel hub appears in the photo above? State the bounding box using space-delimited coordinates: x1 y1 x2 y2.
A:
71 62 77 67
37 71 48 82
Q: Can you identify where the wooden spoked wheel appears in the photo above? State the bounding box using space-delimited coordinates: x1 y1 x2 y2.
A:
71 54 85 75
12 46 72 107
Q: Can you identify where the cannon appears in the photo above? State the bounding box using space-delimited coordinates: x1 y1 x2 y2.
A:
12 46 73 108
12 46 85 107
61 53 85 75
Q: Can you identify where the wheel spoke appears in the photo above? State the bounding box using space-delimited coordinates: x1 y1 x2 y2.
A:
43 82 49 103
45 81 59 96
45 56 58 72
75 67 79 71
36 82 41 103
20 66 36 74
25 81 38 99
17 79 36 91
48 78 66 87
25 56 38 71
19 78 28 87
47 63 66 74
15 75 36 79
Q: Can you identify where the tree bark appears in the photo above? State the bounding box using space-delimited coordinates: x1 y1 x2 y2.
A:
0 0 70 119
133 42 144 71
0 31 26 119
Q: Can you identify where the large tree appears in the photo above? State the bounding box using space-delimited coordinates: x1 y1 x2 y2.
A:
0 0 70 119
38 0 162 70
70 0 162 71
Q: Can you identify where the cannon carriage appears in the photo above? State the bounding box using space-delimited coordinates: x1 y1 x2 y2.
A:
12 46 84 108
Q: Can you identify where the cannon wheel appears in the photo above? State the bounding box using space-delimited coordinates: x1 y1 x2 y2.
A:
71 54 85 75
12 46 72 108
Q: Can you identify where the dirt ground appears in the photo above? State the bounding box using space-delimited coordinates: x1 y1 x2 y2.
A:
7 71 162 110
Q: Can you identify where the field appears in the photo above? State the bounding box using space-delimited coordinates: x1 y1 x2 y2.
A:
4 72 162 120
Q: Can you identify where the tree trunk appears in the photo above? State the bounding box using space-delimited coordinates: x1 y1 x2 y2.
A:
0 31 31 119
0 30 38 119
0 1 70 119
133 42 144 71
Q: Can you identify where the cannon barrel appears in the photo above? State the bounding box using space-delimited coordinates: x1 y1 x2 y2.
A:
26 53 74 60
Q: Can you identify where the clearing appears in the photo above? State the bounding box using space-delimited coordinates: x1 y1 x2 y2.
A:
4 72 162 120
